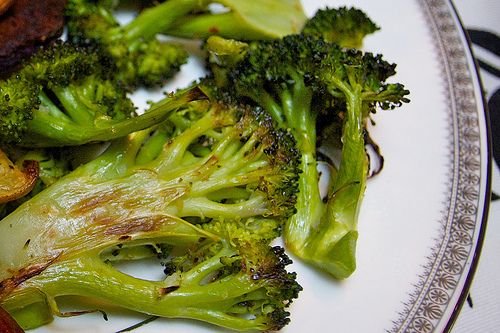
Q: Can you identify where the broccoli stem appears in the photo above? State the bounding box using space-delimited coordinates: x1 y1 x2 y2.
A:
168 11 276 41
3 245 273 331
37 92 72 121
27 87 206 147
277 79 328 260
168 0 307 40
171 196 269 220
110 0 204 51
50 86 96 125
300 80 367 279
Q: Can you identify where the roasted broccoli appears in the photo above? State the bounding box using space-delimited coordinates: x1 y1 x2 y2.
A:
0 40 205 147
297 43 409 278
167 0 307 41
202 32 409 278
64 0 306 88
301 6 380 49
161 222 302 331
65 0 189 88
0 95 301 331
202 34 341 275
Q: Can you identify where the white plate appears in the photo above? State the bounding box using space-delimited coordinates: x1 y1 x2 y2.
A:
32 0 491 332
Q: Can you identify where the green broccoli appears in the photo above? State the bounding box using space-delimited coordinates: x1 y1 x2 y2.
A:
0 95 301 331
297 44 409 278
64 0 189 88
65 0 307 88
301 6 380 49
0 40 205 147
202 34 340 276
202 33 409 278
166 0 307 41
161 222 302 331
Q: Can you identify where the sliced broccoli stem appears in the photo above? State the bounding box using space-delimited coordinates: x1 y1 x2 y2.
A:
25 87 206 147
3 245 274 331
302 80 368 278
170 196 269 220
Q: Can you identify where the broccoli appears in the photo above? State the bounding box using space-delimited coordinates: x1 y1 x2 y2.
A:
202 33 409 278
65 0 307 88
65 0 189 88
202 34 341 275
161 222 302 331
301 6 380 49
0 40 205 147
297 43 409 278
166 0 307 41
0 95 301 331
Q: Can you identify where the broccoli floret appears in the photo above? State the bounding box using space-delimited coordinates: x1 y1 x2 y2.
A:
298 43 409 278
162 221 302 331
65 0 190 88
65 0 307 88
301 6 380 49
203 33 409 279
0 95 301 331
203 34 339 273
0 40 205 147
167 0 307 41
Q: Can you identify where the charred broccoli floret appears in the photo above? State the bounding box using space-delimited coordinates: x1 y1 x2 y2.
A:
65 0 189 88
0 40 204 147
202 32 409 278
161 221 302 331
0 94 301 331
64 0 307 88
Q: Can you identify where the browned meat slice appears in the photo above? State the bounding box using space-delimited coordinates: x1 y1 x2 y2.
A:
0 0 67 74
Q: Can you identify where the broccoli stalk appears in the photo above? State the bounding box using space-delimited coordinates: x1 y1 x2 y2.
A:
0 41 205 147
167 0 307 41
0 96 301 331
203 35 332 246
287 45 410 278
65 0 307 88
203 34 409 278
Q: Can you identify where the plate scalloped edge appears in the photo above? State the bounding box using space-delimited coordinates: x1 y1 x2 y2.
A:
387 0 492 332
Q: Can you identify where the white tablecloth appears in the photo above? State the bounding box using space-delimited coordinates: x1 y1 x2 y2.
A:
450 1 500 332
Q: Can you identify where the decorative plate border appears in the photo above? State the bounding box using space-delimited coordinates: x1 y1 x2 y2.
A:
387 0 490 332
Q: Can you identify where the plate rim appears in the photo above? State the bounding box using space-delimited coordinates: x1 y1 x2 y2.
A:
442 0 492 331
387 0 492 332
